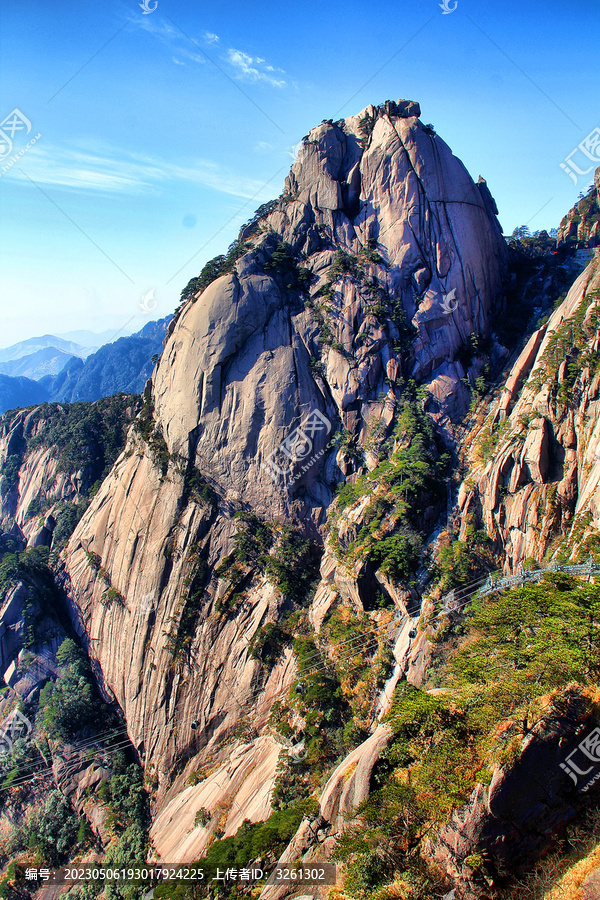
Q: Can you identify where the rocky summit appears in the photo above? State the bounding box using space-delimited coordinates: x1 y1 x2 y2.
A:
0 100 599 900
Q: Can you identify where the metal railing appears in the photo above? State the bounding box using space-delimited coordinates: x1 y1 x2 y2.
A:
477 556 600 598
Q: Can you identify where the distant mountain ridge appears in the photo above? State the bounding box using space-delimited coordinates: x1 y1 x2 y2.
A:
53 327 131 348
0 346 78 380
54 316 171 402
0 317 171 413
0 333 89 363
0 374 49 414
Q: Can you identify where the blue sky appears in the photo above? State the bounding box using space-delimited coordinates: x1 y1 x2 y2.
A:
0 0 598 346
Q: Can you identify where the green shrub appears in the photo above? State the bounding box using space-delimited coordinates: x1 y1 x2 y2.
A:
179 239 252 304
27 395 139 484
52 500 89 551
103 824 149 900
217 515 319 606
331 392 448 585
133 396 170 475
248 622 286 667
0 432 25 500
263 240 312 292
18 790 79 865
358 112 376 147
38 638 107 739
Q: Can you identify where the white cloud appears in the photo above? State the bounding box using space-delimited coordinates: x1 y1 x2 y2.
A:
178 47 206 64
134 18 209 65
12 143 274 200
132 15 284 88
226 49 286 87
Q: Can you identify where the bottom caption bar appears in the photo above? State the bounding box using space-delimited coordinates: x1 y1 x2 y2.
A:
15 863 337 886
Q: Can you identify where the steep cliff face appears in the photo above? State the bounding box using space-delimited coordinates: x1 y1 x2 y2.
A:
0 397 139 546
454 250 600 571
154 101 507 514
58 99 509 857
558 165 600 247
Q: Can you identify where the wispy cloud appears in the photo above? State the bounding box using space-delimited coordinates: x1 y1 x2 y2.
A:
173 47 207 65
226 49 286 87
134 16 283 87
134 17 206 65
12 143 276 199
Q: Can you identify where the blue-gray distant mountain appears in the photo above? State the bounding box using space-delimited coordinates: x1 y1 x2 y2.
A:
51 316 171 402
0 334 87 363
54 327 131 349
0 346 78 380
0 374 49 415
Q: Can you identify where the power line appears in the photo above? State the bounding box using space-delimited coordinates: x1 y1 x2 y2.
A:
2 559 596 796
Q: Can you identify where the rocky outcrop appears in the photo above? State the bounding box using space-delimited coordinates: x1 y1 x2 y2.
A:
583 867 600 900
432 687 600 899
0 411 66 542
454 251 600 570
150 735 282 861
259 724 393 900
0 581 64 699
558 166 600 247
56 97 509 845
0 398 139 544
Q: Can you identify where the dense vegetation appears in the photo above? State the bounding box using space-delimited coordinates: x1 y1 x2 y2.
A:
0 632 149 897
27 395 139 484
332 573 600 899
216 512 320 613
0 394 139 557
37 638 113 739
331 387 449 587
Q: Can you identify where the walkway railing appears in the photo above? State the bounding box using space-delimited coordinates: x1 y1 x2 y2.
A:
477 556 600 598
